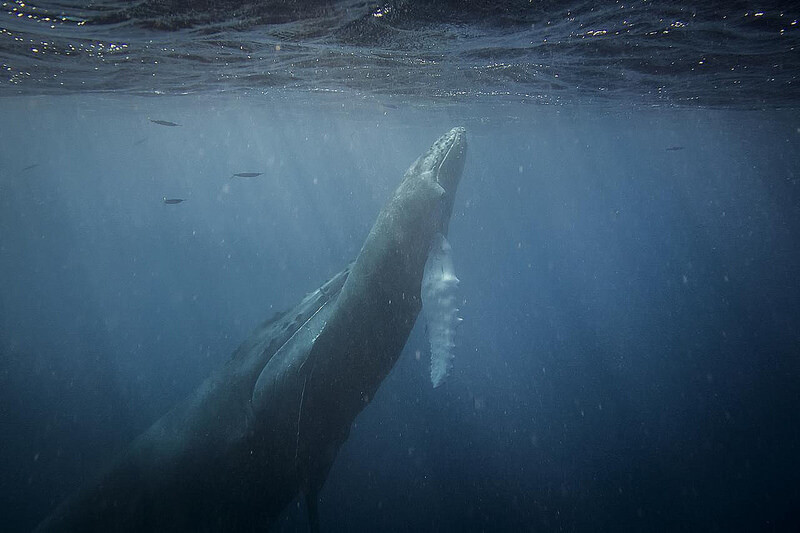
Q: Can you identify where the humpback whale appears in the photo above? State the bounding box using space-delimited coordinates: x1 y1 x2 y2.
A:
35 126 467 532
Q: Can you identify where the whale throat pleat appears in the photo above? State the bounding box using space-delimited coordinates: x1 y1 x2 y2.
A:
422 233 461 388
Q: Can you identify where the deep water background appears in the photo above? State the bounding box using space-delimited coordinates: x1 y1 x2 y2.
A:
2 97 800 532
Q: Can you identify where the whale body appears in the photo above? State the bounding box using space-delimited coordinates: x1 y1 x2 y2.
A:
35 126 467 532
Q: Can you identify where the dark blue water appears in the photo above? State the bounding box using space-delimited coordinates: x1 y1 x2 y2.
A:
2 2 800 532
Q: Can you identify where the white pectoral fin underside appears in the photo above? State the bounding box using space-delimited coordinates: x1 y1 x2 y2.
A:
421 233 461 388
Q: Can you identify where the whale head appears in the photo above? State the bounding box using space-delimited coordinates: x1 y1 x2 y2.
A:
320 126 467 372
403 126 467 237
281 126 469 511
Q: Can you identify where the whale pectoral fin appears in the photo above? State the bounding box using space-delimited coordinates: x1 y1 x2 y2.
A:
299 451 336 533
249 265 351 412
422 233 460 387
251 295 339 413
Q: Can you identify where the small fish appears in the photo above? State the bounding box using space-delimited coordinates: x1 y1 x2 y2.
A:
133 137 148 146
163 197 185 204
665 146 685 151
150 119 181 127
231 172 263 178
21 163 39 172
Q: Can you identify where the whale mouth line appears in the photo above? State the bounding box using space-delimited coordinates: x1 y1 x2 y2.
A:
435 134 457 187
434 128 465 188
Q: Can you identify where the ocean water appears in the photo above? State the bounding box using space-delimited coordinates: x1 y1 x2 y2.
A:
1 2 800 532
